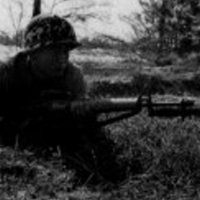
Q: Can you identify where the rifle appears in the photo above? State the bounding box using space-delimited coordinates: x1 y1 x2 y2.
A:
33 92 197 127
2 91 198 127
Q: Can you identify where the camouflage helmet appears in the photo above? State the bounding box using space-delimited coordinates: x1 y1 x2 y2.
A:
23 14 80 51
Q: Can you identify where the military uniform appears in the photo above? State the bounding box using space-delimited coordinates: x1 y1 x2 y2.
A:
0 52 86 109
0 15 87 147
0 15 125 184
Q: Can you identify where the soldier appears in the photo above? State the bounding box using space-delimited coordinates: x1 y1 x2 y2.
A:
0 14 87 147
0 14 86 104
0 14 125 184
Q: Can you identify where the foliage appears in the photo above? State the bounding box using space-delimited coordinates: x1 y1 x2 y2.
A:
0 32 15 46
127 0 200 59
106 114 200 200
0 0 110 47
2 104 200 199
0 148 76 200
89 72 200 98
0 0 32 47
80 35 128 50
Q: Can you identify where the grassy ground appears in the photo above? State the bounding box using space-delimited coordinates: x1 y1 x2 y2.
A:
1 45 200 199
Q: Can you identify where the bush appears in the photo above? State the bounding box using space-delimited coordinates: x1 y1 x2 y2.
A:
89 72 200 98
105 113 200 199
89 74 181 97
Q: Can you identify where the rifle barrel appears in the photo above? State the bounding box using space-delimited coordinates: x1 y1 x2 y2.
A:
40 97 200 119
150 105 200 117
70 98 139 114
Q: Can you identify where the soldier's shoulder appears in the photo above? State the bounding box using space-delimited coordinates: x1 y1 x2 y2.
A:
12 51 29 68
0 51 28 70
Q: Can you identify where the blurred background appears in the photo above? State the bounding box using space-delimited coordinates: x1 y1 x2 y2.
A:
0 0 199 67
1 0 200 97
1 0 200 96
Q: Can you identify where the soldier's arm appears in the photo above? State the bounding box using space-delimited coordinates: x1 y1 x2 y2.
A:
0 59 16 113
0 52 31 111
0 60 14 98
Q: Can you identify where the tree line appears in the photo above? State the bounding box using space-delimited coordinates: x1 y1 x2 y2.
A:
134 0 200 55
3 0 200 56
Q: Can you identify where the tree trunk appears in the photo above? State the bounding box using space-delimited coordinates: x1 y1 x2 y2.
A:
32 0 41 18
158 0 167 54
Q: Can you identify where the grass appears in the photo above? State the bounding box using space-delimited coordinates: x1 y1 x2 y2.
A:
108 114 200 200
89 72 200 98
0 148 75 199
2 114 200 199
72 48 200 199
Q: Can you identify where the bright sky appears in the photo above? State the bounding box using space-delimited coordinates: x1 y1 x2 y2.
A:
0 0 142 42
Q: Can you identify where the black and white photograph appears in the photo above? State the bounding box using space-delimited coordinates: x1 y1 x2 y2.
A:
0 0 200 199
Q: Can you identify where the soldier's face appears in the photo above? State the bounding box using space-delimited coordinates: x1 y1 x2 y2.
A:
31 44 69 78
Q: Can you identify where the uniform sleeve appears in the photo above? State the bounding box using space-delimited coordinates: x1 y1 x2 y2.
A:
0 60 14 98
0 52 31 112
0 59 15 112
